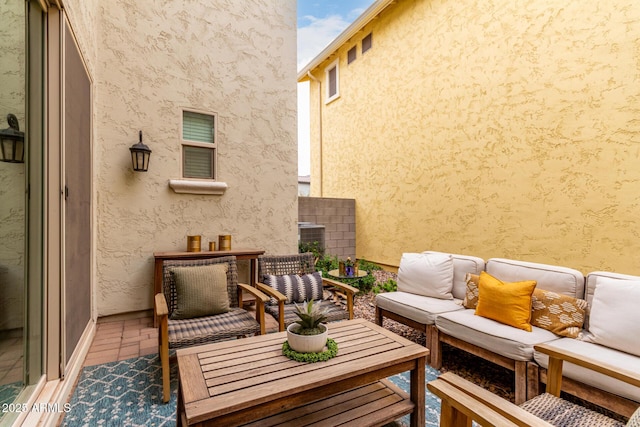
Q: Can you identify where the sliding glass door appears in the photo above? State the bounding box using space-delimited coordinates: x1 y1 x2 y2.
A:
0 0 44 422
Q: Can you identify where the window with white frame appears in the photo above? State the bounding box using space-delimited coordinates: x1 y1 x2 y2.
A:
181 110 217 179
325 60 339 103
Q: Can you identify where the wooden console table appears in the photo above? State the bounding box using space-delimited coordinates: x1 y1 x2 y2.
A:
176 319 428 426
153 249 265 327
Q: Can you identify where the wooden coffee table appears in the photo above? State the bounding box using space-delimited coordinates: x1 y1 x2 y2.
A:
176 318 428 427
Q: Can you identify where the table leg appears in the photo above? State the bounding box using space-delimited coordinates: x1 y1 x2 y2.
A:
250 258 257 286
176 377 184 427
410 355 426 427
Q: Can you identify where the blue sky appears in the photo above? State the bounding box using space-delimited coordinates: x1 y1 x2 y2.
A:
297 0 375 70
297 0 376 175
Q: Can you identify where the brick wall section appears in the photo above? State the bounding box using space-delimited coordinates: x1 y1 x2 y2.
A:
298 197 355 259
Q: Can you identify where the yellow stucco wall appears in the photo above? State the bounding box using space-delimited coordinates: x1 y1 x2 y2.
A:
308 0 640 274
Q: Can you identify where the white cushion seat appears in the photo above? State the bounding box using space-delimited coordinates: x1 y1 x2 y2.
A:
534 337 640 404
375 291 464 325
436 309 560 361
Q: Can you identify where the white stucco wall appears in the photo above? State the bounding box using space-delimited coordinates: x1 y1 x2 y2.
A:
66 1 298 316
0 0 26 331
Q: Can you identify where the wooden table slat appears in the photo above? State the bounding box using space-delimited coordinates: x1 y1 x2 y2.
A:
177 319 428 426
206 341 406 394
197 346 424 420
241 382 391 427
179 354 209 403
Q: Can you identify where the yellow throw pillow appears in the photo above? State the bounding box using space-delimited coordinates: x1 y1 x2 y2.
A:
475 271 537 332
531 289 587 338
462 273 480 309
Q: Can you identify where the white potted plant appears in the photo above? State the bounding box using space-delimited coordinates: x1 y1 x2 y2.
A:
286 300 329 353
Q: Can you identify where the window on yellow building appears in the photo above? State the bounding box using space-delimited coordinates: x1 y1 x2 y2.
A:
362 32 372 54
325 59 339 103
348 46 357 64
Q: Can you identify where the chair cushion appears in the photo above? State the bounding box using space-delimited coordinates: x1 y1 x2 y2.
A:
580 277 640 357
627 406 640 427
475 272 537 332
531 289 587 338
262 272 323 304
397 252 454 299
422 251 485 300
486 258 584 299
168 307 260 349
436 309 559 361
169 264 230 320
265 299 347 328
520 393 624 427
534 338 640 404
375 291 464 325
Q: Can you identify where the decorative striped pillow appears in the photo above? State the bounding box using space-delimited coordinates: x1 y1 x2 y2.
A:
262 272 323 305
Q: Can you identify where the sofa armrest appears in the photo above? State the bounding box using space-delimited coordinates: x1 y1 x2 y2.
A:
255 282 286 302
155 292 168 318
237 282 269 304
237 283 268 335
534 343 640 396
322 277 359 294
428 372 553 427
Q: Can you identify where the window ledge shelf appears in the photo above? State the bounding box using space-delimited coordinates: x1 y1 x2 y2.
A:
169 179 228 195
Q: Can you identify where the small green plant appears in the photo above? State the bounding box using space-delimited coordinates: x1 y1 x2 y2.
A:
357 258 382 273
298 241 324 259
373 278 398 294
315 254 339 277
292 300 328 336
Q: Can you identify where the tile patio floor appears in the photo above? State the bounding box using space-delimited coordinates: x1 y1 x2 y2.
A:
84 303 280 367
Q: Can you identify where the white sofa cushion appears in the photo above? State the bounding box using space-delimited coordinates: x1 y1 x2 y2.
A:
436 309 559 361
375 291 464 325
423 251 485 300
397 252 454 299
584 271 640 330
534 338 640 404
487 258 584 299
580 277 640 357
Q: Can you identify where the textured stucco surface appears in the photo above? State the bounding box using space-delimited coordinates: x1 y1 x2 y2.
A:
307 0 640 275
65 0 298 316
0 1 25 330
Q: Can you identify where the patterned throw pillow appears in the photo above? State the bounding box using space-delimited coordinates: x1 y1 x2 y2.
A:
169 264 230 320
462 273 480 309
530 289 587 338
262 272 323 305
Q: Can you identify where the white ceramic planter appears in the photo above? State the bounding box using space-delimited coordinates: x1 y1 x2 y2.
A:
286 323 328 353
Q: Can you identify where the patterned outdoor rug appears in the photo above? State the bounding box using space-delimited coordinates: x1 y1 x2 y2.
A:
0 381 23 407
62 355 178 427
61 354 441 426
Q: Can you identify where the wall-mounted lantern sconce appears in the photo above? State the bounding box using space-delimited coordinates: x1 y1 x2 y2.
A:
129 130 152 172
0 114 25 163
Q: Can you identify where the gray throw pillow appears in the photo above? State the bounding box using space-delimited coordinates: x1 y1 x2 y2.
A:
262 272 323 305
169 264 230 320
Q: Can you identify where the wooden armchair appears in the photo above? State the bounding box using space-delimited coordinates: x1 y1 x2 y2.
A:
427 343 640 426
255 253 358 332
154 256 268 403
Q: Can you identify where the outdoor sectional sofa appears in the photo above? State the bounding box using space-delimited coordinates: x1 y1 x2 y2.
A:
375 251 640 418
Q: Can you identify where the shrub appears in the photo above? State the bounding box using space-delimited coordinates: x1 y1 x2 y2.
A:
298 241 324 258
357 258 382 273
315 253 339 277
373 278 397 294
